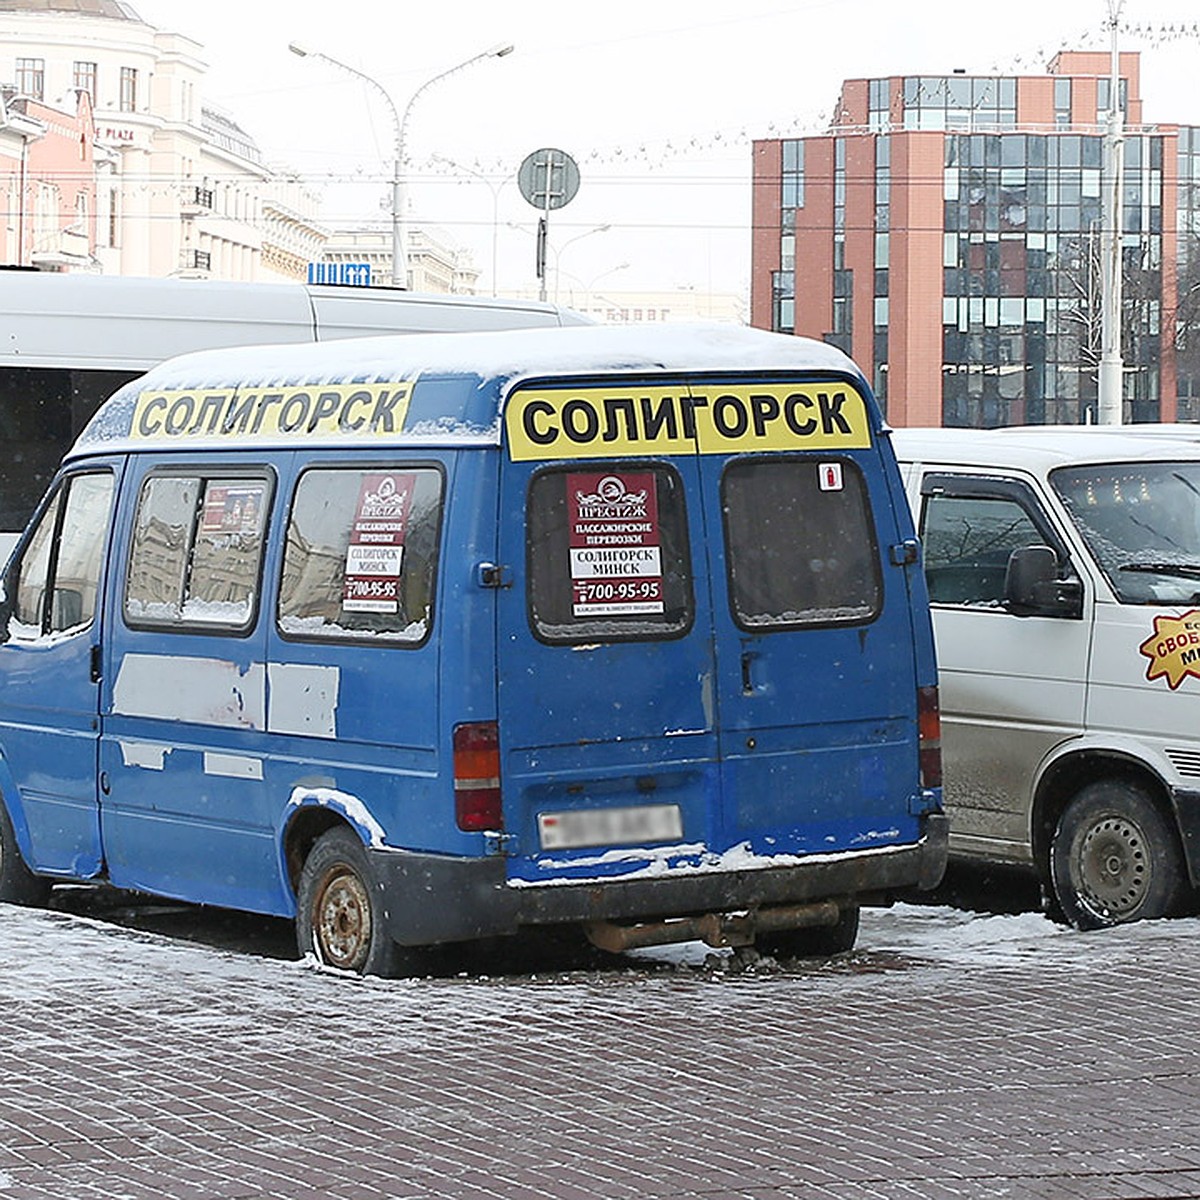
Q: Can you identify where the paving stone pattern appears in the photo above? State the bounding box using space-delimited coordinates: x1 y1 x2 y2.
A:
1 903 1199 1199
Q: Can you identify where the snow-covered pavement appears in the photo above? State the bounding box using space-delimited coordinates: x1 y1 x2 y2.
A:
2 899 1199 1198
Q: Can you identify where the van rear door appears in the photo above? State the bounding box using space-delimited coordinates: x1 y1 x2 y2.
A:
497 373 923 884
696 428 923 855
497 381 717 882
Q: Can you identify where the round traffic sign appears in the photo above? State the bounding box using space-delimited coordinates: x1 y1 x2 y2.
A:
517 147 580 211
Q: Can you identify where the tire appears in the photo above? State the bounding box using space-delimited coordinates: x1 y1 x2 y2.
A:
296 827 401 977
757 905 860 959
0 800 51 907
1050 780 1186 931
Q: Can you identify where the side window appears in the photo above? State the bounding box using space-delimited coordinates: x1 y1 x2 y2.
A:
11 471 114 638
527 464 693 644
278 466 442 645
723 458 882 629
125 472 270 631
921 492 1043 607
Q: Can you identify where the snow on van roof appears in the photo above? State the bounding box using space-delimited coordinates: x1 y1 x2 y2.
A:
73 323 867 454
890 424 1200 472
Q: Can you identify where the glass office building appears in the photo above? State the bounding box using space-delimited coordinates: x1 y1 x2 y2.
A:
751 52 1200 426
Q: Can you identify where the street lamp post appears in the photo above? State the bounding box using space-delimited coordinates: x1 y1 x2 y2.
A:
506 221 613 302
289 41 513 289
557 262 630 309
433 153 507 296
550 224 612 303
1098 0 1126 424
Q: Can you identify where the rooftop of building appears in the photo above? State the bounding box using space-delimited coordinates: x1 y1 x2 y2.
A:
0 0 143 20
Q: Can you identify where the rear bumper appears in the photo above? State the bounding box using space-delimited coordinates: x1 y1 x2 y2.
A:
372 813 949 946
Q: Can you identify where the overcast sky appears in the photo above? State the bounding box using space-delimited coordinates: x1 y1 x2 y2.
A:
133 0 1200 299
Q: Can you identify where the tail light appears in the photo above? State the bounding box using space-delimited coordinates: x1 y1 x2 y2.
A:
454 721 502 832
917 686 942 789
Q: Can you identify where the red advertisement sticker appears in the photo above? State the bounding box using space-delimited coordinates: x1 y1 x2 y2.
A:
201 484 265 534
567 472 664 617
342 473 414 614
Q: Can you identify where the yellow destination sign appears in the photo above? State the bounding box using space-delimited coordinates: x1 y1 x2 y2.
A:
132 383 413 440
504 383 872 461
1139 610 1200 690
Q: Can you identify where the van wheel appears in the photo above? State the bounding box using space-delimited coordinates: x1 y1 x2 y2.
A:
0 800 50 906
757 905 860 959
1050 781 1185 930
297 828 401 977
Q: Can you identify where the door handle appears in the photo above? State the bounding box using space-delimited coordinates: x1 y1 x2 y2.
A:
741 652 756 695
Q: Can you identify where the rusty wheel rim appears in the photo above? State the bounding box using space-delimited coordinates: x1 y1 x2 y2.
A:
313 866 372 971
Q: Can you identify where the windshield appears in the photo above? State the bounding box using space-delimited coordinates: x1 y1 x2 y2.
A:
1052 462 1200 605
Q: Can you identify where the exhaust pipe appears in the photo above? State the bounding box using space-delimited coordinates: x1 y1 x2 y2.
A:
583 900 844 953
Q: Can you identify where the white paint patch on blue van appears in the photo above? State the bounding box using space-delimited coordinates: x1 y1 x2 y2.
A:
203 752 264 781
119 741 172 770
266 664 339 739
113 653 266 729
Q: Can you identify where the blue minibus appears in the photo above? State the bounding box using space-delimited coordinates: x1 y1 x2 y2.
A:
0 323 945 974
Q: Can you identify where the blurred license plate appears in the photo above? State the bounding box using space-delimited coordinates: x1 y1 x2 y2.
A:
538 804 683 851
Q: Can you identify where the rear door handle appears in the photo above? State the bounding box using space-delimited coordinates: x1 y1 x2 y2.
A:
741 652 756 695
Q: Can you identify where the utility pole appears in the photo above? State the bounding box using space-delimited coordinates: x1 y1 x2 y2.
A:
1098 0 1126 424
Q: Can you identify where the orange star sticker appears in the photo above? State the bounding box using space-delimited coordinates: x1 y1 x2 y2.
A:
1139 610 1200 690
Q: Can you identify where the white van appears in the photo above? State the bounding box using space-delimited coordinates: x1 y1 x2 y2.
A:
894 426 1200 929
0 270 587 558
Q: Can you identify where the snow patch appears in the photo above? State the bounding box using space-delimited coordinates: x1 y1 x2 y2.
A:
509 838 912 887
286 786 388 849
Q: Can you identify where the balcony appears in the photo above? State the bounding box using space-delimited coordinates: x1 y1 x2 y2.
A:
178 248 212 278
181 185 214 216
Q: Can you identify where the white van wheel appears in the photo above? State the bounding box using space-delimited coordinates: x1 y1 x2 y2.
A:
1050 781 1185 930
0 801 50 906
297 828 400 976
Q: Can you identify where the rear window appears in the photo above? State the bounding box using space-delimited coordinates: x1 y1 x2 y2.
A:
527 464 694 643
722 457 882 629
277 465 443 645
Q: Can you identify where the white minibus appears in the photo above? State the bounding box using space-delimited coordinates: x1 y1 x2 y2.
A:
0 269 585 557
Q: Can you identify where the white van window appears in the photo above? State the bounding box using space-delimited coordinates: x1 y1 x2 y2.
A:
723 458 881 628
278 466 442 645
526 464 694 644
1053 462 1200 605
125 473 270 631
922 492 1044 606
12 472 114 637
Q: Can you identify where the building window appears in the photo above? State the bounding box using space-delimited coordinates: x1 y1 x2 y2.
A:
781 139 804 209
16 58 44 100
1054 78 1072 127
120 67 138 113
868 78 891 131
780 233 795 271
902 75 1016 132
74 61 97 104
1097 77 1128 121
772 270 795 333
